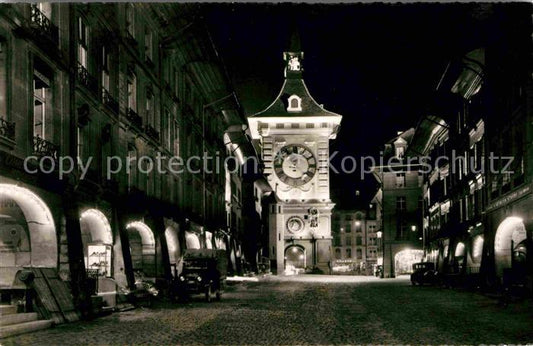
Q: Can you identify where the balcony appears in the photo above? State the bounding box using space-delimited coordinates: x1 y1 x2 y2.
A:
33 136 59 160
144 124 160 142
126 108 142 128
102 88 119 114
29 4 59 45
77 63 99 95
0 118 15 141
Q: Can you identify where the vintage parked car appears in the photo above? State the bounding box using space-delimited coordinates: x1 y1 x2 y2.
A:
410 262 437 286
171 249 227 302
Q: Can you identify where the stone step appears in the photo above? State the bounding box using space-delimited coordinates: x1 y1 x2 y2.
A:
0 319 53 339
0 305 17 316
0 312 39 326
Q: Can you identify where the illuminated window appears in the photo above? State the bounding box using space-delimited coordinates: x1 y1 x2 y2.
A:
127 71 137 112
145 87 154 126
287 95 302 112
126 4 135 38
101 45 110 91
78 17 89 68
144 28 153 62
33 69 50 139
77 126 84 162
395 173 406 187
0 38 7 119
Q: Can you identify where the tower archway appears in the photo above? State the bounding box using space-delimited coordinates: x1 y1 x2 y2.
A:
285 245 305 274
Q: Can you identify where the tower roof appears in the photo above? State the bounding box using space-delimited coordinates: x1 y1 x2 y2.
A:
249 47 341 119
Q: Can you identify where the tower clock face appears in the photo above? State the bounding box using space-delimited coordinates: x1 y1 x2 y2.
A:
274 144 317 186
286 216 304 233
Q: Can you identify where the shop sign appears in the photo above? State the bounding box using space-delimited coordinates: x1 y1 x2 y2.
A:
486 184 531 212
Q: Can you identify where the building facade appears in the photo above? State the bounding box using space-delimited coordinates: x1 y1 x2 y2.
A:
331 209 379 274
371 129 424 278
408 4 532 292
0 3 255 317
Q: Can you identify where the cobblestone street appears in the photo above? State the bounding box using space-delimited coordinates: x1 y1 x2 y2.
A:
3 276 533 345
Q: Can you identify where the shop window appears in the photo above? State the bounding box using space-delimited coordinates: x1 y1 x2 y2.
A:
86 244 112 277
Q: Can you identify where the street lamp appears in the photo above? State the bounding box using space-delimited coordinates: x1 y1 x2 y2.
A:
411 225 417 232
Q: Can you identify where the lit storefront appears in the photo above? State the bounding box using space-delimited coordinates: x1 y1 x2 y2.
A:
126 221 156 281
0 184 58 287
394 249 424 275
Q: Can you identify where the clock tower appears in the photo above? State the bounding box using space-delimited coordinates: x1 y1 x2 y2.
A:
248 43 342 274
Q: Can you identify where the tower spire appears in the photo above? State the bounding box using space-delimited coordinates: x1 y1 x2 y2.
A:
289 26 301 53
284 26 303 79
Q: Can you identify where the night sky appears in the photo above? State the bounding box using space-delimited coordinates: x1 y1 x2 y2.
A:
203 3 529 206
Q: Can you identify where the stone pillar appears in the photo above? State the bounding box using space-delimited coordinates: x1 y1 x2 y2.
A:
63 194 91 318
115 208 135 290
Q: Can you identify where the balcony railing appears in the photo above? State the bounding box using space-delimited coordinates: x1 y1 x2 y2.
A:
77 63 99 95
126 108 142 128
30 4 59 45
33 136 59 160
102 88 119 114
0 118 15 141
144 124 160 142
125 31 137 47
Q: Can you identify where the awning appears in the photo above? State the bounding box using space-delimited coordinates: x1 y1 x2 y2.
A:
224 128 256 166
408 115 449 156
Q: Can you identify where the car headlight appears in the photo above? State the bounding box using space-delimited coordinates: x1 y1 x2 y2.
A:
197 276 202 282
179 276 185 281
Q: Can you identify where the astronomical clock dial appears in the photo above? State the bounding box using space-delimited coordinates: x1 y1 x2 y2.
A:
274 144 317 187
286 216 304 233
